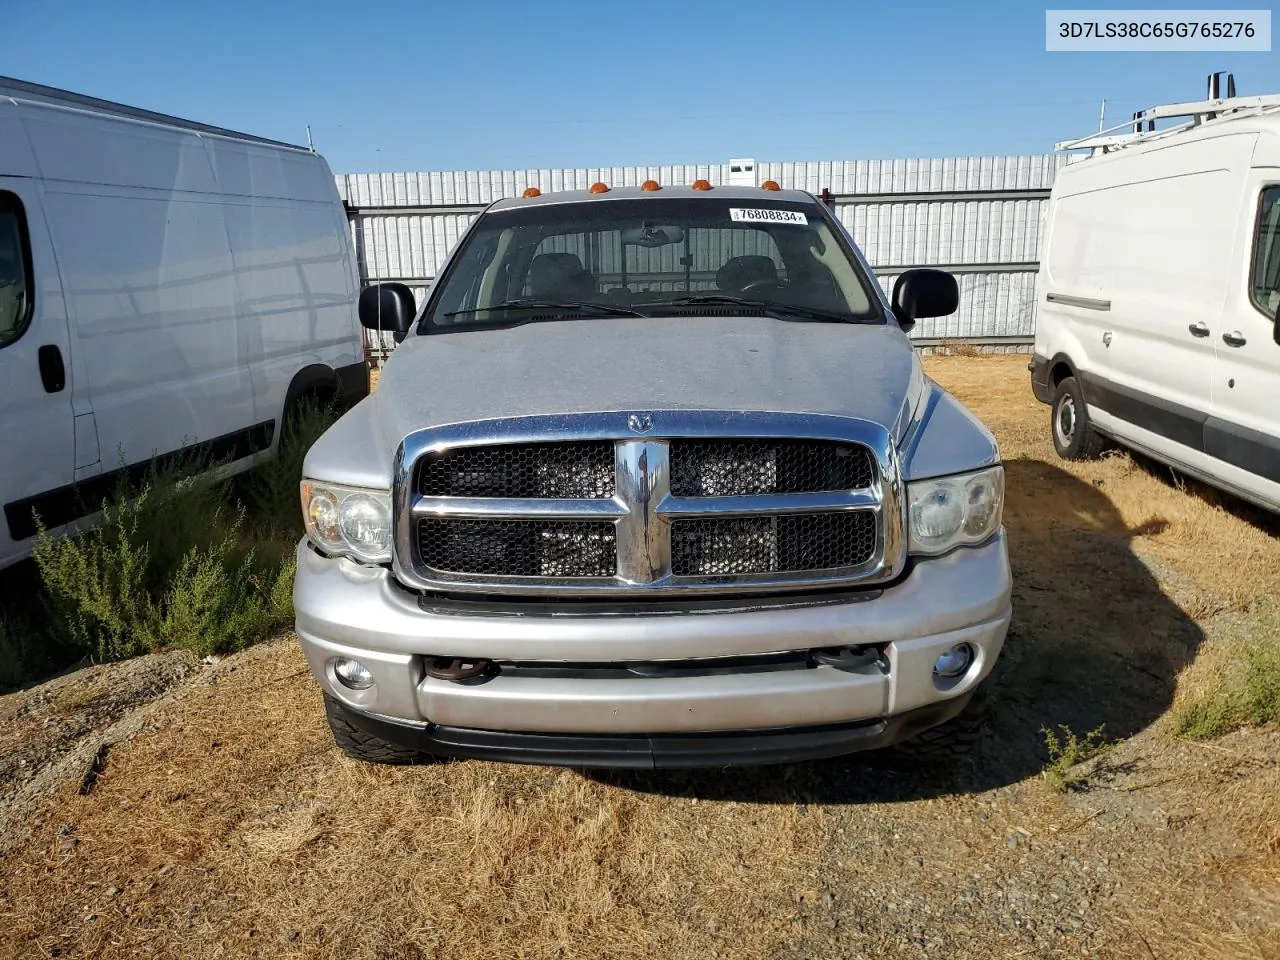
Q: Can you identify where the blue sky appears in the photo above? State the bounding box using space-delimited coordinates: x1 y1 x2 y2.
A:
4 0 1278 173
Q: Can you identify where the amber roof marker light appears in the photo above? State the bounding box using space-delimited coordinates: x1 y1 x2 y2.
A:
691 179 712 191
522 187 541 198
640 179 661 191
589 182 610 194
761 180 781 191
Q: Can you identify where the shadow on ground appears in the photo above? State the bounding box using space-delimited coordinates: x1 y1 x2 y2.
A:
583 457 1206 803
1127 448 1280 536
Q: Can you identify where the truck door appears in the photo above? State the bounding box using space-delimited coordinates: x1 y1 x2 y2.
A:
1207 178 1280 506
0 180 78 568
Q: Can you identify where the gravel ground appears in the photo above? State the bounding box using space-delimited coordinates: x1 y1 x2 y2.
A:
1 355 1277 960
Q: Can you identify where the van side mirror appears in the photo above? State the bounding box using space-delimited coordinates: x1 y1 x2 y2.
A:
359 283 417 343
891 269 959 333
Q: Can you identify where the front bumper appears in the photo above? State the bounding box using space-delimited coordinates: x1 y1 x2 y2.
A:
1029 353 1054 404
294 532 1011 763
329 690 977 769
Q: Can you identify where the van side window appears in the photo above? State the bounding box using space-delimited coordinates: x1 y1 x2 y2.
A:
0 192 33 348
1252 186 1280 321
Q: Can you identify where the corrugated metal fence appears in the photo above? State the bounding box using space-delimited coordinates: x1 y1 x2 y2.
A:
339 155 1072 354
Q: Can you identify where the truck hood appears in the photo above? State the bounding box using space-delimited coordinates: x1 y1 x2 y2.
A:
372 316 925 446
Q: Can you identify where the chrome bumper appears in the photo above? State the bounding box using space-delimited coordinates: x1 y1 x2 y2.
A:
294 531 1011 738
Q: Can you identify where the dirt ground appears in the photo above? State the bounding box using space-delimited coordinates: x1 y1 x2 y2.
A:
1 354 1278 960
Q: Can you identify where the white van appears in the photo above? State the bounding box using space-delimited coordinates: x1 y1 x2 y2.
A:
0 77 367 569
1030 86 1280 513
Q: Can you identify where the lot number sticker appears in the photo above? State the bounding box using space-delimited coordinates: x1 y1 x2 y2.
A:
730 208 808 225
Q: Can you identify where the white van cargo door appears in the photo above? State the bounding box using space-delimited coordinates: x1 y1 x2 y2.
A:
1045 160 1240 473
41 185 258 478
0 180 77 568
1207 179 1280 506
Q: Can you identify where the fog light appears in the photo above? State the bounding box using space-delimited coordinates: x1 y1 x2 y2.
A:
333 657 375 690
933 643 974 679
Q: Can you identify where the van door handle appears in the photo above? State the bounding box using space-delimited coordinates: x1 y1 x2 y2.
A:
37 345 66 393
1222 331 1247 347
1187 322 1211 338
1102 331 1112 347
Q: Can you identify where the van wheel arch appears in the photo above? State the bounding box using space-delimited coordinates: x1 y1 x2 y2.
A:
282 364 340 431
1048 354 1077 390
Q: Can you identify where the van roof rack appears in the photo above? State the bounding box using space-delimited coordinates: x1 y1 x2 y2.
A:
1056 75 1280 156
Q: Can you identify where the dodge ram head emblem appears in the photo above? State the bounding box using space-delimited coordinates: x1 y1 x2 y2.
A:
627 414 653 434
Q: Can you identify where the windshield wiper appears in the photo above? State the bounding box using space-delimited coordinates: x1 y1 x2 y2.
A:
648 295 854 324
444 298 645 319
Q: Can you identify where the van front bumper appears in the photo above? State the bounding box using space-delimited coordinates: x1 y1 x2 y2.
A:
293 532 1012 767
1029 353 1054 404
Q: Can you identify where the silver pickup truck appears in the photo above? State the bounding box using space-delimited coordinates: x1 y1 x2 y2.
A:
294 182 1011 769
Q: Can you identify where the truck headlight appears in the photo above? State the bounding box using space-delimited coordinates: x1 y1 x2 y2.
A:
907 465 1004 557
300 480 393 563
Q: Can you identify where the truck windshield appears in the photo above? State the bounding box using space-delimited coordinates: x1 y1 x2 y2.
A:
421 197 885 331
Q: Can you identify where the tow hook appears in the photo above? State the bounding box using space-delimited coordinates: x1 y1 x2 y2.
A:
810 646 888 673
425 657 493 682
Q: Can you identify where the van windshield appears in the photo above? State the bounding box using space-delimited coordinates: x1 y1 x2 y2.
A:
421 197 885 331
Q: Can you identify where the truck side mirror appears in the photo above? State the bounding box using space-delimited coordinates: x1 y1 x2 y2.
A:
359 283 417 343
891 269 959 333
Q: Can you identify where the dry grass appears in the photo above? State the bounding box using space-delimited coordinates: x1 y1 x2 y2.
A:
1 355 1278 960
1 650 826 959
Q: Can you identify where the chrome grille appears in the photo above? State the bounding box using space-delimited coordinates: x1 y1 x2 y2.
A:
418 519 616 578
418 441 614 498
394 412 903 597
670 513 878 577
669 440 874 497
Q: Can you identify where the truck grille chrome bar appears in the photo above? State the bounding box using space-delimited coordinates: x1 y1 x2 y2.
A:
392 411 905 597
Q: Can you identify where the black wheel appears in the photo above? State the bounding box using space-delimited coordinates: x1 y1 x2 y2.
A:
886 673 1003 760
892 710 983 757
1051 376 1106 461
283 390 336 438
889 702 984 758
323 694 440 765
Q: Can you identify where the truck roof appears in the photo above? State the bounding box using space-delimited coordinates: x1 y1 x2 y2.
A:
490 185 817 209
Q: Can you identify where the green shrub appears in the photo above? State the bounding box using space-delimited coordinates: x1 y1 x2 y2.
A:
159 512 298 657
1042 724 1113 793
237 400 337 539
33 480 164 661
30 420 321 665
1174 632 1280 739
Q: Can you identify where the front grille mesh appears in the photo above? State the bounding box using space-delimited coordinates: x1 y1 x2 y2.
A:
418 518 616 578
408 434 884 589
670 512 877 577
669 440 875 497
419 442 615 499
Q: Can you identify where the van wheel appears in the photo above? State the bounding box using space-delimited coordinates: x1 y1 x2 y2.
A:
284 389 335 436
323 694 440 765
1051 377 1105 460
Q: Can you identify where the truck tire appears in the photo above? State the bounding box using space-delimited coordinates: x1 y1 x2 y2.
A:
323 694 439 765
1051 376 1106 461
892 709 983 757
889 678 994 759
